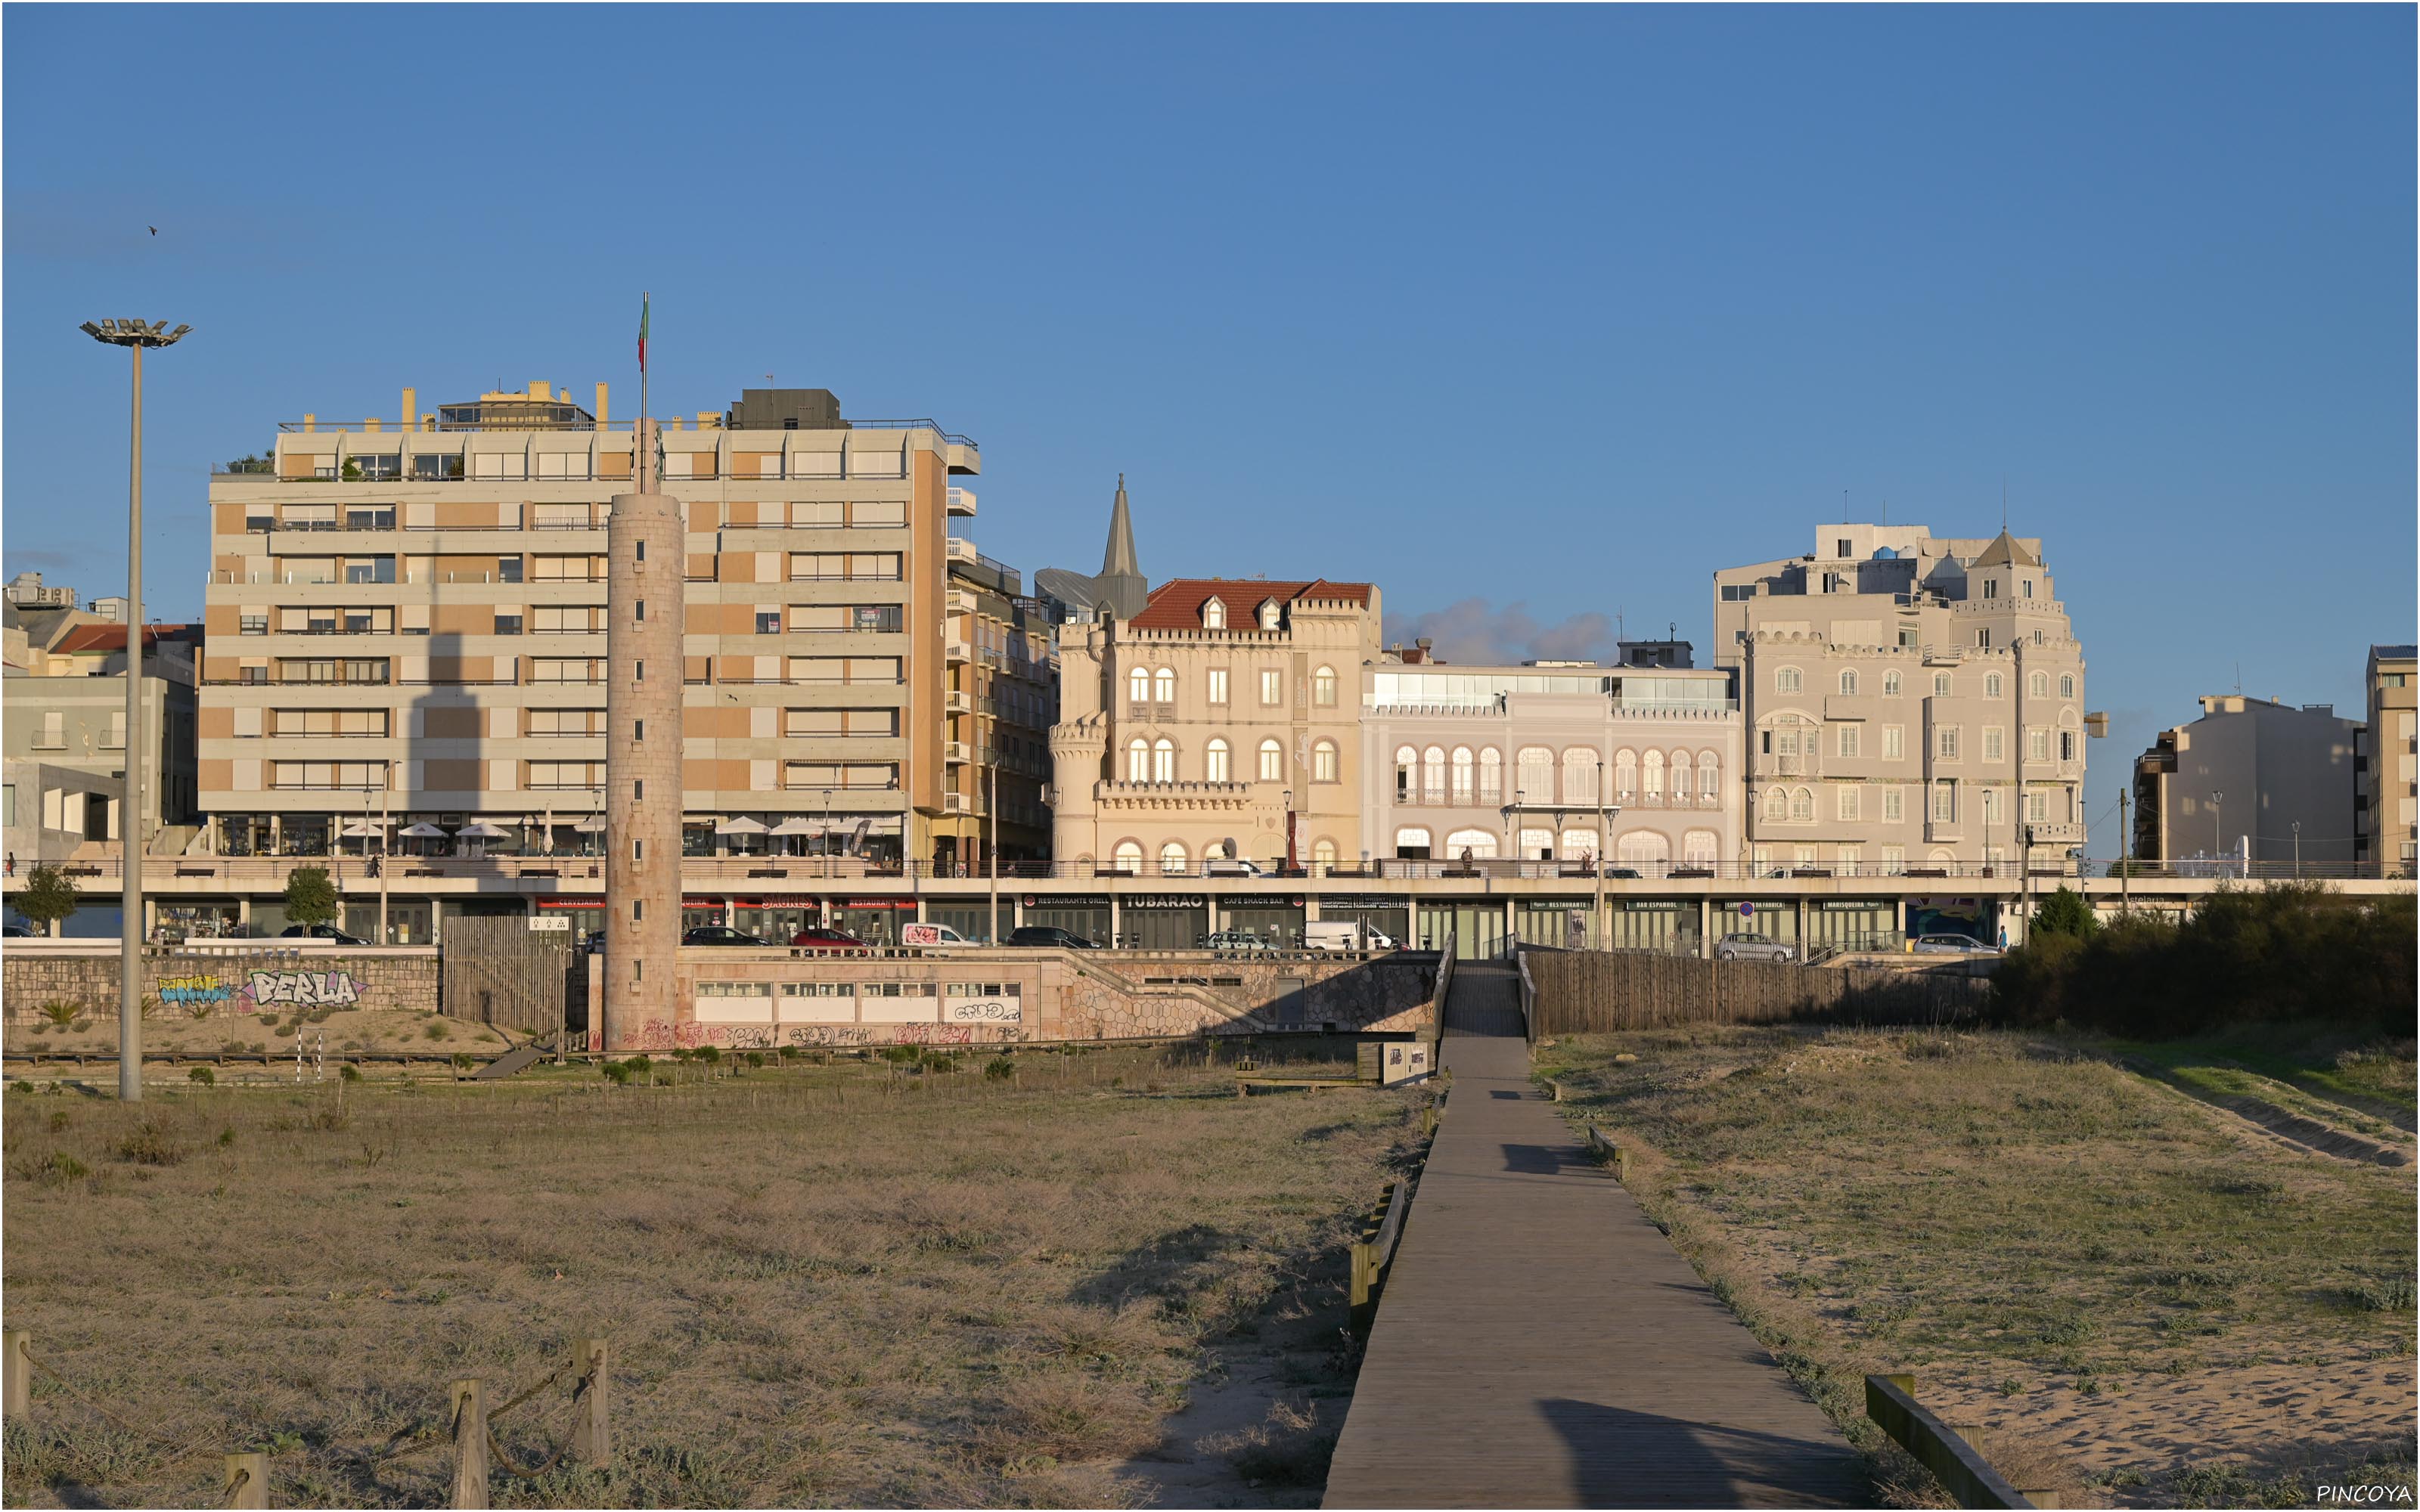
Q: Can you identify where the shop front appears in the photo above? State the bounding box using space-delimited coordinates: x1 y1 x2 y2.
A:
1515 899 1594 950
1122 894 1211 950
925 900 1005 944
1218 895 1305 948
1907 897 1999 947
1019 894 1112 946
1807 899 1900 953
733 897 821 944
1318 895 1410 948
155 900 244 943
1419 902 1509 960
833 897 914 945
1716 900 1798 947
538 896 604 947
1604 899 1691 954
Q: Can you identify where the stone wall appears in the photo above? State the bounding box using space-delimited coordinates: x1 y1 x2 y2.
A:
2 944 442 1025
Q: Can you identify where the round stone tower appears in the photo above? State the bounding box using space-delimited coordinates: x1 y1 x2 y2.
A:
603 418 684 1050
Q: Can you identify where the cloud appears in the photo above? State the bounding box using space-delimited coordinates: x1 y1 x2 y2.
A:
1382 599 1621 666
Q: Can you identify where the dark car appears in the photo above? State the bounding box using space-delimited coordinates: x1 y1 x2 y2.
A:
2 922 34 938
682 925 768 947
1007 925 1099 950
790 925 867 950
282 922 369 945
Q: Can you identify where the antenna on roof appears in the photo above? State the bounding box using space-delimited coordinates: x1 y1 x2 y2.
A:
2001 481 2008 531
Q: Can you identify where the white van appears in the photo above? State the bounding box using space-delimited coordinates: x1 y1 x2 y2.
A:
1305 919 1396 953
901 922 977 948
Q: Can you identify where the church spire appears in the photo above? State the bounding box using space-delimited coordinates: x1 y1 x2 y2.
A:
1101 472 1140 579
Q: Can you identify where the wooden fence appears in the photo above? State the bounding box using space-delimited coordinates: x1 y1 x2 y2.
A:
1520 947 1991 1035
440 916 576 1038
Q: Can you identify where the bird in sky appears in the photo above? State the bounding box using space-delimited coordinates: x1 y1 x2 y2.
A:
147 226 157 235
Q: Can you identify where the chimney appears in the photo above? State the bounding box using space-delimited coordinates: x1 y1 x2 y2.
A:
594 382 610 428
530 380 552 401
302 414 315 432
401 386 416 429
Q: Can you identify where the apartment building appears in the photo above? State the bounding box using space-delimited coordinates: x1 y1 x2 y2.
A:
2358 644 2417 874
1051 578 1380 873
1357 647 1743 870
2 619 201 868
2131 695 2362 868
1714 523 2088 873
197 380 1011 891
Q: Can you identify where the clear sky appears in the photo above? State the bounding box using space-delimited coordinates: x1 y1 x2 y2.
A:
6 5 2412 858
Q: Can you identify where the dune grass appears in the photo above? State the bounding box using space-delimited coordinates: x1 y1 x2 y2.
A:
2 1045 1423 1508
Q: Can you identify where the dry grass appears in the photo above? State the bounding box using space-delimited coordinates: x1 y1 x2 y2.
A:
1537 1025 2417 1507
7 1006 508 1064
2 1045 1423 1507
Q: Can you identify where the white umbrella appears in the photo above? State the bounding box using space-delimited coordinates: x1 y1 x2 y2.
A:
400 823 449 838
339 822 380 838
574 816 609 833
715 816 770 835
455 822 510 839
768 818 817 835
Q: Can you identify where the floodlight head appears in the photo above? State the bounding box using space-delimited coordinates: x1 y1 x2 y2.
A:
81 317 191 349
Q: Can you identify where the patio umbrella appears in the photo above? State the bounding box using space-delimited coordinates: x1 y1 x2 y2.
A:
400 823 449 837
455 822 510 839
574 816 609 832
338 822 380 838
770 816 815 855
715 817 769 835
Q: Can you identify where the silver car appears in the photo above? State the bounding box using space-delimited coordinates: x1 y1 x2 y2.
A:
1714 932 1794 963
1912 933 1998 955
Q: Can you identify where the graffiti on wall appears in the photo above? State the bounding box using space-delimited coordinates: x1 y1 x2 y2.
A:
159 974 235 1007
246 970 364 1009
943 1000 1022 1024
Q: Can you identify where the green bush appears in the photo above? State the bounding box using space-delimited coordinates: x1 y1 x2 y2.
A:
601 1061 633 1086
1993 883 2417 1038
693 1045 721 1065
777 1045 801 1061
339 1064 362 1083
743 1051 765 1069
2032 886 2100 938
188 1067 216 1086
984 1055 1016 1082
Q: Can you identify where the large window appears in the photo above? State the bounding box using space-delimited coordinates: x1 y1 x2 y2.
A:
1112 841 1144 874
783 762 898 790
1395 745 1416 801
1207 668 1229 705
1479 748 1503 803
529 762 603 791
1516 747 1553 803
1932 782 1956 822
1159 841 1188 876
785 708 898 738
1450 747 1475 802
1259 669 1283 706
275 708 388 738
1837 724 1860 758
1205 738 1230 783
1789 786 1815 821
1776 666 1803 693
1258 739 1284 782
1444 828 1496 860
1568 748 1603 804
271 761 387 790
1128 667 1150 705
1836 785 1860 823
1313 666 1337 706
1313 740 1339 783
1127 738 1150 783
1698 753 1718 798
1151 668 1174 702
1643 749 1665 798
1152 738 1174 784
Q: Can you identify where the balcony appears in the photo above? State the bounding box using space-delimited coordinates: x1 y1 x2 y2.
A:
947 486 977 518
945 640 973 665
943 792 971 814
945 741 973 764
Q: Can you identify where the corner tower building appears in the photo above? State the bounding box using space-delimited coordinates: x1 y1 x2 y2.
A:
603 420 683 1049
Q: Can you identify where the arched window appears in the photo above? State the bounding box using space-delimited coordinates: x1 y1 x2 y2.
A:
1127 667 1150 704
1205 738 1230 783
1450 747 1475 802
2028 671 2049 698
1839 670 1860 696
1671 751 1692 804
1258 739 1283 782
1479 748 1503 804
1790 786 1816 821
1313 739 1339 782
1698 751 1720 798
1616 830 1671 866
1518 829 1556 860
1984 673 2003 699
1423 745 1447 803
1200 597 1226 630
1683 829 1720 865
1763 787 1786 822
1126 738 1150 783
1153 667 1175 702
1311 838 1339 871
1112 840 1143 874
1395 745 1417 801
1561 828 1599 860
1312 665 1336 706
1257 600 1281 631
1568 748 1604 804
2059 674 2076 699
1151 737 1174 784
1883 671 1903 697
1643 749 1665 799
1394 826 1432 859
1517 746 1554 803
1159 841 1188 876
1444 828 1497 860
1933 673 1952 698
1777 666 1804 693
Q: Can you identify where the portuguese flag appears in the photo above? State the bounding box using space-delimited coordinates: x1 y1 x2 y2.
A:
637 293 650 372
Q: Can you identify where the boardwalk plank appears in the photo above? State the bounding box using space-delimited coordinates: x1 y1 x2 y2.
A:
1323 966 1866 1509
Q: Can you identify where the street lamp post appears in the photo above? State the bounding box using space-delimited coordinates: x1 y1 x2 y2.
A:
2210 790 2224 872
2292 820 2301 879
81 318 190 1104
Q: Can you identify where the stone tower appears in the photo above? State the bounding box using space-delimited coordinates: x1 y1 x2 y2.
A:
1096 473 1148 621
603 417 684 1050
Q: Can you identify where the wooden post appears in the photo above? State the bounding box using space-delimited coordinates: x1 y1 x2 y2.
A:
571 1338 611 1466
449 1378 488 1510
223 1452 269 1509
2 1330 27 1424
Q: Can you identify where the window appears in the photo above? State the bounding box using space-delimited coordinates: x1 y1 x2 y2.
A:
1984 673 2003 698
2059 674 2076 699
1883 671 1902 696
34 711 65 748
1932 782 1956 822
1933 674 1951 697
1207 668 1229 705
1201 598 1226 630
278 708 389 738
1313 666 1337 706
2028 727 2049 762
1259 669 1282 706
1671 751 1691 800
1882 724 1903 761
1883 785 1903 823
1128 667 1150 705
1518 829 1556 860
1451 747 1475 801
1643 749 1665 799
1480 748 1504 803
240 612 268 636
1684 830 1719 866
1311 838 1339 869
1112 841 1143 874
2025 791 2049 824
1936 727 1959 760
1837 724 1860 758
1776 666 1803 693
2029 671 2049 698
1983 727 2004 762
1159 841 1188 876
1836 538 1853 558
1395 745 1417 801
1517 747 1553 802
1789 786 1815 821
1394 826 1432 859
1839 670 1859 695
1127 738 1150 783
271 761 388 790
1698 754 1718 798
1205 739 1230 783
1836 785 1860 822
1258 739 1284 782
1314 740 1339 783
1257 600 1281 631
1423 746 1447 804
1152 738 1174 783
1981 577 1998 599
2059 730 2077 762
1571 749 1606 804
529 762 604 791
783 708 897 739
1762 787 1786 823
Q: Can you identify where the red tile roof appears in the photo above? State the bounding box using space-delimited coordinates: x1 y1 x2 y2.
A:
1128 578 1373 630
51 624 201 655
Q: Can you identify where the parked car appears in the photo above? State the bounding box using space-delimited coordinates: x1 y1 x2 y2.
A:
683 925 768 947
2 922 34 938
281 923 369 945
1714 932 1794 963
790 925 867 950
901 922 976 948
1605 867 1643 880
1912 933 1998 955
1305 919 1397 953
1007 925 1099 950
1202 930 1277 953
1204 857 1266 877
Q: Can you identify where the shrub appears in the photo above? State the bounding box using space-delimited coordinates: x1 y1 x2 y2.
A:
12 865 78 934
693 1045 721 1065
188 1067 216 1086
2032 886 2099 939
743 1051 765 1069
601 1061 633 1086
33 1151 89 1188
777 1045 801 1061
985 1055 1016 1082
283 867 337 928
37 1002 80 1030
339 1064 362 1083
422 1022 448 1041
116 1117 186 1167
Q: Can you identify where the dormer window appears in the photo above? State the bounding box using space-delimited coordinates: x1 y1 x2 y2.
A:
1200 597 1226 630
1257 599 1281 631
1982 578 1998 599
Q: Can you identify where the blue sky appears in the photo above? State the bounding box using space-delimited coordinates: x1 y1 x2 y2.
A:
6 5 2412 857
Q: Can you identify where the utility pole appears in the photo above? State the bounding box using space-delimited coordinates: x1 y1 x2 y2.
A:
987 757 999 944
2116 787 2130 912
378 783 391 943
2292 820 2301 879
2210 790 2224 872
81 317 191 1104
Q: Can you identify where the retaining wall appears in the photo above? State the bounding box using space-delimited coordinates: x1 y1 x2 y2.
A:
1521 946 1990 1034
2 943 442 1025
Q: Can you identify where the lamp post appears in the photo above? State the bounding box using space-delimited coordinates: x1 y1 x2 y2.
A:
2292 820 2301 879
81 318 189 1103
2210 790 2224 870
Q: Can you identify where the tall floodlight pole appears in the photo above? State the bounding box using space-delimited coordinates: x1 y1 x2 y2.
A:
81 318 191 1103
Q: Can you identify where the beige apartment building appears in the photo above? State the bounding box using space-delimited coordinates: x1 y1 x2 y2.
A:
3 618 201 874
197 381 1041 894
2131 695 2362 869
1714 523 2089 874
1050 578 1380 874
2358 644 2417 875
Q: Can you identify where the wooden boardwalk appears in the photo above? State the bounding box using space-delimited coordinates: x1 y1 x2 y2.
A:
1323 965 1866 1509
